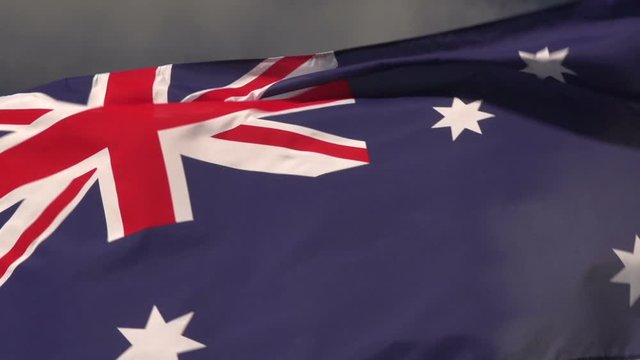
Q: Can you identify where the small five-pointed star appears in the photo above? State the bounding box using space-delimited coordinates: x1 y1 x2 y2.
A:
611 235 640 307
117 306 206 360
432 97 494 141
518 47 577 82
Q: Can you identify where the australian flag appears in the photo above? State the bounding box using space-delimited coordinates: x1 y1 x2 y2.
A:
1 1 640 359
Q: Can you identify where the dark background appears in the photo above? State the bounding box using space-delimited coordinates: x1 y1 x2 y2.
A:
0 0 573 95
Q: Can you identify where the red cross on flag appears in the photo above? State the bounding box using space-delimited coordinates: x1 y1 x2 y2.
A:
0 53 369 286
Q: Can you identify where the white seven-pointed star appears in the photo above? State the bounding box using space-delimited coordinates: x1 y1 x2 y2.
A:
117 306 206 360
611 235 640 307
518 47 576 83
432 98 495 141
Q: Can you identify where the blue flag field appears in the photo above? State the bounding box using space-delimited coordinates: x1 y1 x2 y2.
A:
0 0 639 359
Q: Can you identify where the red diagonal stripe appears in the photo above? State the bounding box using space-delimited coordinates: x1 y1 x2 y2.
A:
193 56 313 102
0 170 95 281
104 68 157 105
213 125 369 163
0 109 51 125
288 80 352 102
156 99 339 130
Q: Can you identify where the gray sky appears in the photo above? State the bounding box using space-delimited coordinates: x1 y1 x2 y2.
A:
0 0 573 95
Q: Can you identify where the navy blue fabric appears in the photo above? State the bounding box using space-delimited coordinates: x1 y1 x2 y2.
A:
0 202 18 230
30 74 94 104
3 1 640 359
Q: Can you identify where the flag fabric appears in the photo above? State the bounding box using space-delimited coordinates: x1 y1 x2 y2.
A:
1 0 640 359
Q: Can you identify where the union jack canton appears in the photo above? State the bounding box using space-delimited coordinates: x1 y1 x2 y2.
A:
0 53 369 286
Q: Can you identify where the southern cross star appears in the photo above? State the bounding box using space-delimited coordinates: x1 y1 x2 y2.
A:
518 47 577 83
117 306 206 360
432 97 494 141
612 235 640 307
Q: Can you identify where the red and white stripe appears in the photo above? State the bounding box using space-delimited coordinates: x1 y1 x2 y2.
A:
0 52 369 286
